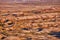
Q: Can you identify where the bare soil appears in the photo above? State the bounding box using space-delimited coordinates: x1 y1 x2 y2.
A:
0 3 60 40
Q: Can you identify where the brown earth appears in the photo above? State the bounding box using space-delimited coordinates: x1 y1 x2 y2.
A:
0 3 60 40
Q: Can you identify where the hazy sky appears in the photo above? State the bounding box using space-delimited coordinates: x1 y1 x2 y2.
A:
0 0 60 4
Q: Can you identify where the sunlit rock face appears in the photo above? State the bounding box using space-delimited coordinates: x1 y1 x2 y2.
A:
0 0 60 4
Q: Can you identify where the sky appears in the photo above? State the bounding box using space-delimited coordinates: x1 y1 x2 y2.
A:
0 0 60 4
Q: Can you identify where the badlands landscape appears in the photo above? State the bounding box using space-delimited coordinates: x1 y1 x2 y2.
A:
0 0 60 40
